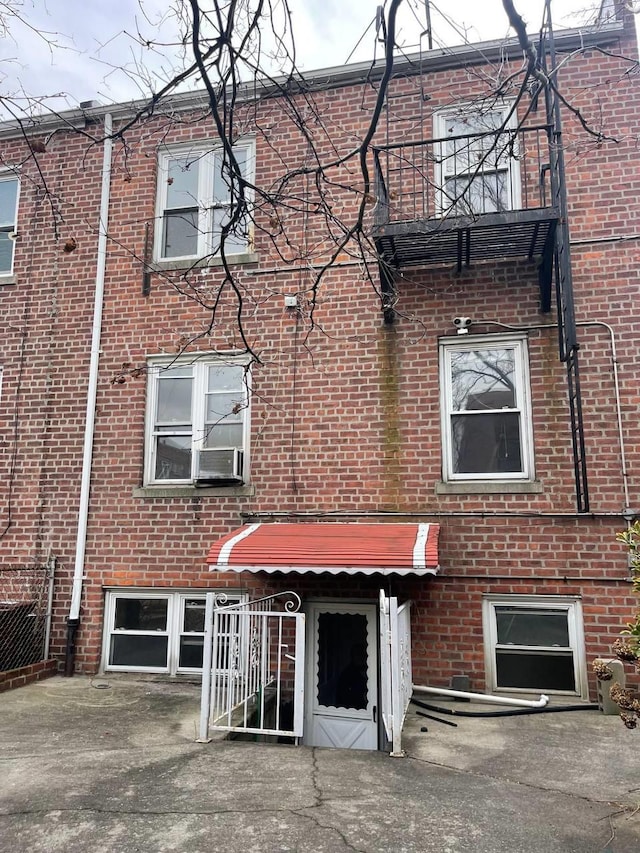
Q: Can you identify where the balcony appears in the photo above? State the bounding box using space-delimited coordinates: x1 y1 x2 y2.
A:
371 124 559 311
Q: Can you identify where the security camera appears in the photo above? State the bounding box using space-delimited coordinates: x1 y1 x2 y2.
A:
453 317 472 334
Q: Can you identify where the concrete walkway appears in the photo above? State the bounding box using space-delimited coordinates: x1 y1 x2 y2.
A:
0 676 638 852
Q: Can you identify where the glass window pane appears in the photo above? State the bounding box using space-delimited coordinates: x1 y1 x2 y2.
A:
162 209 199 257
0 231 14 273
213 154 231 204
211 207 248 255
155 435 192 480
450 348 516 412
110 634 168 668
0 179 18 227
444 111 504 161
114 597 168 631
212 149 248 203
207 363 245 392
451 412 522 474
179 636 204 669
206 391 245 420
444 172 508 214
317 612 369 710
156 364 192 379
183 599 206 633
166 157 200 209
496 608 570 647
156 375 192 424
203 423 244 449
496 650 575 691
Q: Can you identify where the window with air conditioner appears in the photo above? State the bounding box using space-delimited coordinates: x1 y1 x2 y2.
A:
0 173 19 276
483 595 588 698
144 355 250 486
435 103 520 217
440 334 534 482
154 141 254 262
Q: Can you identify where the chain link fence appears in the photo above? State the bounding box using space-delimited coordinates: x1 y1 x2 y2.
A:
0 563 54 672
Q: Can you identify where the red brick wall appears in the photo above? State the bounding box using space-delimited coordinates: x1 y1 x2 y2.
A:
0 658 59 693
1 13 639 697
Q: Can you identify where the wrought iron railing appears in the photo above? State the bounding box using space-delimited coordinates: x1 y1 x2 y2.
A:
373 124 553 227
199 591 305 742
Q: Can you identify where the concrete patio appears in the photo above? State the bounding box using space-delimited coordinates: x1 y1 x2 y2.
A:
0 676 638 852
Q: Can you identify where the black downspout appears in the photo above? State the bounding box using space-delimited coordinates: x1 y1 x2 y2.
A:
64 617 80 677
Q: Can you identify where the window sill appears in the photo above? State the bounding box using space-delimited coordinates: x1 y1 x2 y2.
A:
0 275 16 285
133 484 256 498
150 253 259 273
436 480 543 495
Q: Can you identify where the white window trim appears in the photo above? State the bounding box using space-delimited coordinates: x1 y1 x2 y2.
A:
433 101 521 216
101 589 246 675
439 332 535 482
144 352 251 487
153 139 255 263
482 594 588 699
0 171 20 277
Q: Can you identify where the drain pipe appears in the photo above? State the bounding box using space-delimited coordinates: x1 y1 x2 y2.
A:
413 684 550 708
477 319 632 517
64 113 113 676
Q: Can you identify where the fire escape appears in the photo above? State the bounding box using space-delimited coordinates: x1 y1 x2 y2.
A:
370 3 589 513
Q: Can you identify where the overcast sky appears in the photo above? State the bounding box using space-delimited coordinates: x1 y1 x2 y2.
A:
0 1 611 112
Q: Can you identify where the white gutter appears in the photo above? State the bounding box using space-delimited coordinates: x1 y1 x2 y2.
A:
413 684 550 708
66 114 113 656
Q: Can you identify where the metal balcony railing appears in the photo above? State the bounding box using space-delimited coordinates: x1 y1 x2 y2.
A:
372 124 554 228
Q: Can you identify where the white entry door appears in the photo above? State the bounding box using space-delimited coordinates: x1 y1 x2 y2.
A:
304 602 378 750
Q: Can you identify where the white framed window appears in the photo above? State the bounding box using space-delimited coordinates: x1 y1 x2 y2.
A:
144 354 250 486
440 334 534 482
154 141 254 261
434 102 520 216
483 595 588 698
102 589 244 675
0 173 19 276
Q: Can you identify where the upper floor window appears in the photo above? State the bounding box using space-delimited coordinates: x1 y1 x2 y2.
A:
440 334 534 482
0 174 19 276
155 142 254 262
145 355 250 486
435 103 520 217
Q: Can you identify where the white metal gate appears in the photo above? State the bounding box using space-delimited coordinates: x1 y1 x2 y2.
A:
379 590 413 756
198 592 305 742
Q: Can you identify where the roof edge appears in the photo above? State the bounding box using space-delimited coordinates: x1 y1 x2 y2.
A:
0 18 628 140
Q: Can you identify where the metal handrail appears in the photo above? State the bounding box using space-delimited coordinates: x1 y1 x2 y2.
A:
372 123 553 153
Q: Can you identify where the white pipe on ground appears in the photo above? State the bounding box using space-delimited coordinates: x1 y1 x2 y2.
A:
413 684 550 708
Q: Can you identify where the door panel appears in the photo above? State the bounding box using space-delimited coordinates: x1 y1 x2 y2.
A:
305 602 378 750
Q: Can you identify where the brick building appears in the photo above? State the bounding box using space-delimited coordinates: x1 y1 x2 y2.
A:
1 2 639 747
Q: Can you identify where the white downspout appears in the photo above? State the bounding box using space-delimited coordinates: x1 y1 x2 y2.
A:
413 683 550 708
65 113 113 675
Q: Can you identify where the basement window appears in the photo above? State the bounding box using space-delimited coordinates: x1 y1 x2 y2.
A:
102 590 244 675
482 595 588 698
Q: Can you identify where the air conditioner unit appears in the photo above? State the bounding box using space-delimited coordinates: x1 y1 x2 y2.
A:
195 448 244 485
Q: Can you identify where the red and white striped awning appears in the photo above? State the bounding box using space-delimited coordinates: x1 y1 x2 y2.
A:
206 522 440 576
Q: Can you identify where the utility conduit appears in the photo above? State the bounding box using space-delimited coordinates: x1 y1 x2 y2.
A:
65 113 113 676
413 683 550 708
